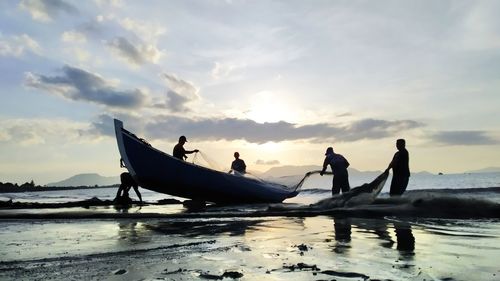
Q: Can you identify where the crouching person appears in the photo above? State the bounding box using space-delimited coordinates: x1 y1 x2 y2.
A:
115 172 142 204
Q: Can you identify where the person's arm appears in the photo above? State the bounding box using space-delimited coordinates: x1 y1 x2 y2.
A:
320 157 329 176
344 157 350 168
185 149 199 154
386 152 398 171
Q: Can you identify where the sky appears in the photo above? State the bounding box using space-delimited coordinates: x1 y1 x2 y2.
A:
1 0 499 185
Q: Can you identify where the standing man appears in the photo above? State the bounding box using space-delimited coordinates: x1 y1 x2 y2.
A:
320 147 350 195
173 135 199 161
230 152 247 174
386 139 410 196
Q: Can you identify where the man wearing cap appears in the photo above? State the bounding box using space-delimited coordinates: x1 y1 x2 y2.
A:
173 135 199 161
320 147 351 195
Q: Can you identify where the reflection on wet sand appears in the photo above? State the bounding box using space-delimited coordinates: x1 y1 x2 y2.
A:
144 219 265 238
332 217 351 253
394 221 415 259
117 221 152 245
331 217 415 258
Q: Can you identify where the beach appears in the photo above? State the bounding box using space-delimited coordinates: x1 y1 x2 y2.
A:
1 213 499 280
1 173 500 280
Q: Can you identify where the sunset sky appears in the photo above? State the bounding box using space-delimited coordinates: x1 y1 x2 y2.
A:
1 0 499 185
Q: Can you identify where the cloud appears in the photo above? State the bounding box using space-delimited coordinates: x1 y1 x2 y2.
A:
106 36 163 66
87 112 423 144
164 91 192 112
429 131 499 146
0 118 87 146
24 65 147 109
117 17 166 43
19 0 78 22
0 34 41 57
64 15 165 67
255 159 280 165
160 73 200 112
94 0 123 8
83 112 144 138
211 61 242 79
340 119 423 142
141 116 423 144
61 31 87 43
84 114 115 137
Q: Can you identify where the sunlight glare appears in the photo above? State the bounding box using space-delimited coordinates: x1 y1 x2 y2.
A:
246 91 295 123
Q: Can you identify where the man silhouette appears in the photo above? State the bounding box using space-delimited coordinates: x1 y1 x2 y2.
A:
173 135 199 161
229 152 246 174
386 139 410 196
320 147 350 195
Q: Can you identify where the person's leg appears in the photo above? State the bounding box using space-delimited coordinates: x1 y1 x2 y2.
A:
117 172 130 199
341 171 350 193
132 185 142 203
332 177 340 195
390 175 408 196
122 186 131 200
115 184 125 199
389 175 398 196
399 176 409 194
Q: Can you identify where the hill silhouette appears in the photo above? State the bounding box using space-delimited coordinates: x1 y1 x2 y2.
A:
261 165 384 178
47 173 119 187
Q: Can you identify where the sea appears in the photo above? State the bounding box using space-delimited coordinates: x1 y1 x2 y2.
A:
1 172 499 280
2 171 500 204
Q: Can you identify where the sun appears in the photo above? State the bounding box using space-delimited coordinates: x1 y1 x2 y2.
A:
246 91 294 123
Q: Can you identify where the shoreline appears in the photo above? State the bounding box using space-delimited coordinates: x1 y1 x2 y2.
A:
1 197 499 220
0 185 118 194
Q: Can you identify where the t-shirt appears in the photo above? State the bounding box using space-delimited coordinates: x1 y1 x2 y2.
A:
392 149 410 177
231 159 247 173
173 143 186 160
326 153 349 175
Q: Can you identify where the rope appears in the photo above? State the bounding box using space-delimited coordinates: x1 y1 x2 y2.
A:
192 151 199 164
291 170 333 192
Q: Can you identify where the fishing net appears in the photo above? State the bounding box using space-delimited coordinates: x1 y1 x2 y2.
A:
191 151 331 193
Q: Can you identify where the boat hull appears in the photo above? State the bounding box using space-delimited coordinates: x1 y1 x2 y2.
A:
114 119 297 204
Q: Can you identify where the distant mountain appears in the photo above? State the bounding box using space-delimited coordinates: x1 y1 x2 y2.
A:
413 171 435 176
260 164 444 179
261 165 322 178
261 165 383 178
465 167 500 173
47 173 119 187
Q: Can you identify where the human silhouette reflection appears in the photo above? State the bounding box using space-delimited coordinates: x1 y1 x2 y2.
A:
331 218 415 258
113 202 142 214
373 222 395 248
113 203 131 213
394 221 415 259
332 217 351 254
369 219 415 259
117 221 150 244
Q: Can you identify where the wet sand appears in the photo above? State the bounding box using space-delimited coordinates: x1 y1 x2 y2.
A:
1 203 499 280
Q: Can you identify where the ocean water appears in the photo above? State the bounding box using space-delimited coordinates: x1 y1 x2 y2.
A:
1 172 499 280
1 172 499 205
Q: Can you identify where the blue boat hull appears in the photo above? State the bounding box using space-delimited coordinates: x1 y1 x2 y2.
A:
114 119 297 204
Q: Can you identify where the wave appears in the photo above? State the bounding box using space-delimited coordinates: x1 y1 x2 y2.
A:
2 193 498 220
299 188 331 195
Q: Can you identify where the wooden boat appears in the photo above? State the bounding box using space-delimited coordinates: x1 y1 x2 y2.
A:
114 119 299 204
